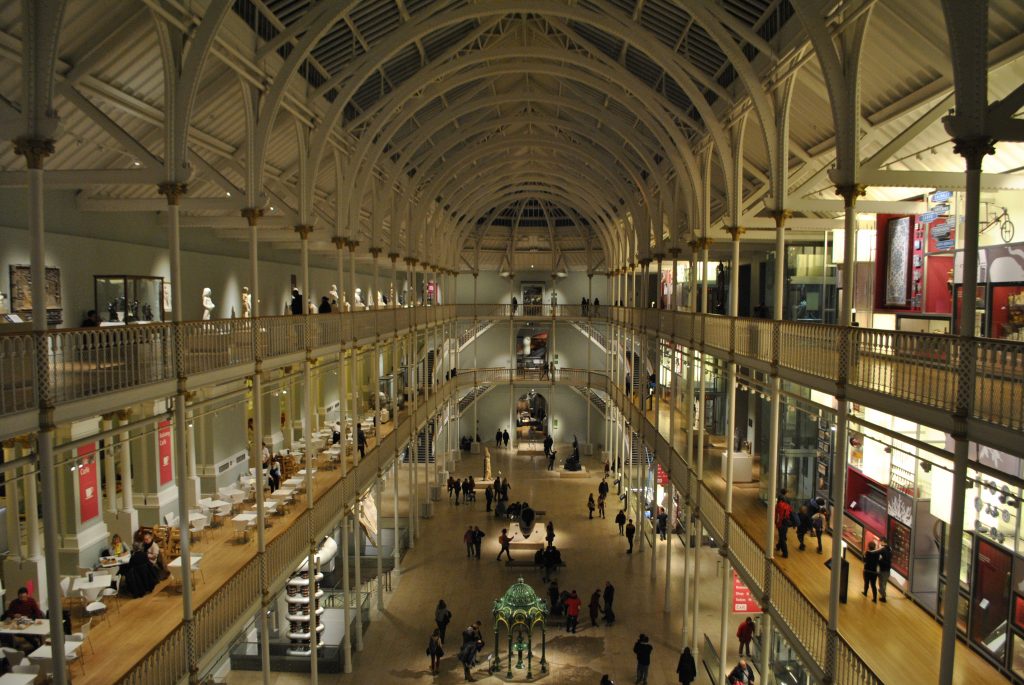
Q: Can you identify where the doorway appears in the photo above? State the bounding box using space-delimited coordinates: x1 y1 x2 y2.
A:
515 391 548 442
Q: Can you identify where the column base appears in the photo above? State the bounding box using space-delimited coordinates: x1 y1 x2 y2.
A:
134 488 179 527
104 509 139 551
3 556 47 607
59 521 110 575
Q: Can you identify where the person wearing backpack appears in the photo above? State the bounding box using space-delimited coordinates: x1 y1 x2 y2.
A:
435 599 452 642
774 495 793 558
496 528 514 561
426 628 444 674
810 508 826 554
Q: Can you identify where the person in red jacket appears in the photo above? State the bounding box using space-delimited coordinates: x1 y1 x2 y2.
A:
563 590 581 633
737 616 755 657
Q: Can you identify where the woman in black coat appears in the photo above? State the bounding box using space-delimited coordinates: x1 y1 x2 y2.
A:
677 647 697 685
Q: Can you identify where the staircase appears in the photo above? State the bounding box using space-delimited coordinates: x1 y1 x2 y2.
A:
458 320 496 351
458 383 495 412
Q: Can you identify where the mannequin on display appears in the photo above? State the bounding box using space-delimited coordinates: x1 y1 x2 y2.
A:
241 287 252 318
329 284 339 307
202 288 215 320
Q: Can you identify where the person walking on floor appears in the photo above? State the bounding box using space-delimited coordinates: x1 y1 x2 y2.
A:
473 526 484 559
598 492 607 519
676 647 697 685
656 507 668 540
502 429 510 448
625 519 636 553
357 424 367 459
633 634 653 685
495 429 502 447
564 590 581 633
615 509 627 535
448 475 456 501
810 507 826 554
500 477 510 501
427 628 445 675
878 537 892 602
589 589 602 627
737 617 755 657
774 490 793 558
454 477 462 505
497 528 514 561
485 485 494 512
462 478 472 504
587 494 596 519
603 581 616 624
795 504 812 551
545 521 555 547
464 526 476 558
862 539 881 602
728 658 755 684
458 637 479 682
435 600 452 643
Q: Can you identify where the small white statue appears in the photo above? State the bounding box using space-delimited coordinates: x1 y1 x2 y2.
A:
241 287 252 318
329 284 339 306
202 288 215 320
354 288 365 310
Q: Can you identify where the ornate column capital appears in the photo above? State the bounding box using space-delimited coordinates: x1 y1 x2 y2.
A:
157 182 188 205
13 137 55 169
724 225 746 241
953 137 996 170
833 184 867 207
346 239 360 252
331 236 345 249
692 237 714 251
293 224 314 240
388 252 400 262
404 257 418 266
769 209 792 228
368 246 382 257
241 207 264 226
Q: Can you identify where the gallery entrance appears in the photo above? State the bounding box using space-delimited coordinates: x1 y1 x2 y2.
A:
515 391 548 442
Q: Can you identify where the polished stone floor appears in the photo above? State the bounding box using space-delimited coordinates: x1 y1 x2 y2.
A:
227 442 730 684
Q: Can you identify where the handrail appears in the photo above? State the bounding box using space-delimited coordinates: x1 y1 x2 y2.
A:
117 381 455 684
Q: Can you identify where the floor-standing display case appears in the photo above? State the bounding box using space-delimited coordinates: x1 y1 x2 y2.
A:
95 275 164 323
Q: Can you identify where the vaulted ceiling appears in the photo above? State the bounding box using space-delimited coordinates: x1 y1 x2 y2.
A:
1 1 1022 271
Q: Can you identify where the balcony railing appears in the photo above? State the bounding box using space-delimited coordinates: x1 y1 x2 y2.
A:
0 306 456 424
4 303 1021 447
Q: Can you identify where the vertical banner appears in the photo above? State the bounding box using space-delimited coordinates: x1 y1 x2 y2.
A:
77 443 99 523
732 570 762 613
158 420 173 485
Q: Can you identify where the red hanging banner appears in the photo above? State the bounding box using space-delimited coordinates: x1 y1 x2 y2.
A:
77 443 99 523
158 420 173 485
656 464 669 486
732 570 762 613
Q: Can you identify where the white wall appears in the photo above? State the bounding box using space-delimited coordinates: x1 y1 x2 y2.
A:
0 189 381 326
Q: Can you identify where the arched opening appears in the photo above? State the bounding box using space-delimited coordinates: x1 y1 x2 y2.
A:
515 326 550 376
515 391 548 442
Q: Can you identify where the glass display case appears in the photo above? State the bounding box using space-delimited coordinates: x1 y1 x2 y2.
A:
95 275 164 323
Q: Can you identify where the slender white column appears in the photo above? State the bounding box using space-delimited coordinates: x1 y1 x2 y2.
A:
340 512 352 672
392 459 401 576
102 417 116 513
376 475 384 612
353 500 364 651
4 444 23 559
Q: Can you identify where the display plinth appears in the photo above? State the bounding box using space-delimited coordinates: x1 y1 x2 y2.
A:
557 467 588 478
721 452 754 483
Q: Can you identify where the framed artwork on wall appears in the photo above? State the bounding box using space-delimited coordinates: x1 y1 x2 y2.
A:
9 265 62 324
885 217 911 306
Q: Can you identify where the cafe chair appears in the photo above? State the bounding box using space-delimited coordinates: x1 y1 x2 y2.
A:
189 516 207 544
1 645 26 667
68 617 95 655
83 594 108 622
100 574 122 613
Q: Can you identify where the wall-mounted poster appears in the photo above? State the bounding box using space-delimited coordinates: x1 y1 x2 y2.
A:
158 420 173 485
9 265 62 324
885 217 911 306
77 443 99 523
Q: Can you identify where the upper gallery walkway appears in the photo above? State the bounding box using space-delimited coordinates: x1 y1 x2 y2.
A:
102 379 454 685
3 304 1022 457
615 383 1004 685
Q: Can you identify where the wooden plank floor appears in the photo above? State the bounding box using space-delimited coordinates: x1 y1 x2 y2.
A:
636 397 1007 684
69 404 412 685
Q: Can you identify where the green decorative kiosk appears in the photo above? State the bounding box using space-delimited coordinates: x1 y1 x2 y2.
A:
491 577 550 679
